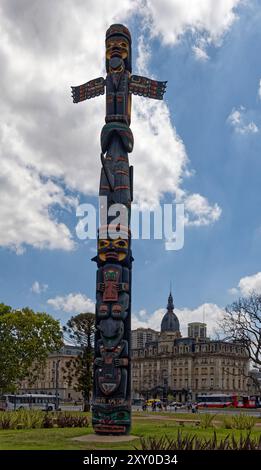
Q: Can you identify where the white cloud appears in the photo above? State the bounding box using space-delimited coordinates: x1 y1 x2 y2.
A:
0 0 137 253
132 307 165 331
31 281 48 294
132 97 188 208
177 303 225 337
192 45 209 62
227 106 259 134
0 0 238 253
230 272 261 296
184 193 222 226
141 0 241 48
0 148 75 253
244 122 259 134
47 293 95 314
136 35 151 75
133 302 225 337
132 51 221 221
228 287 239 296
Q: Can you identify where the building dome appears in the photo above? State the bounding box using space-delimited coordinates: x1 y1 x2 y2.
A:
160 292 180 333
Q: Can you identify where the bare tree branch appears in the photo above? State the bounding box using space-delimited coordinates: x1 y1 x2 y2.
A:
219 293 261 368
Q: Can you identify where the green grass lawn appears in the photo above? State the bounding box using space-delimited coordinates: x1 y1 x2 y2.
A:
0 413 261 450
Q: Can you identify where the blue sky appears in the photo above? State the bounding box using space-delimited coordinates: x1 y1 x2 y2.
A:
0 0 261 336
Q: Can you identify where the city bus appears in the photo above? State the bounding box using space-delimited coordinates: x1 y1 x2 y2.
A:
236 395 258 408
0 394 59 411
196 394 257 408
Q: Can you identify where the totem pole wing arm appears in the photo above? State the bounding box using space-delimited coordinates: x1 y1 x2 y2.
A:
71 77 105 103
129 75 167 100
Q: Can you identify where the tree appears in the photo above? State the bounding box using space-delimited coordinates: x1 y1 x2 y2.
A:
62 313 95 411
222 294 261 366
221 293 261 391
0 304 63 394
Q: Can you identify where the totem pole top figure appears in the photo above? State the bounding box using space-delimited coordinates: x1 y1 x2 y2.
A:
71 24 167 126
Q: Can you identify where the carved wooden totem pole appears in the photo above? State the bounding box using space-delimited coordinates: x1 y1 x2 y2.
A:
71 24 166 434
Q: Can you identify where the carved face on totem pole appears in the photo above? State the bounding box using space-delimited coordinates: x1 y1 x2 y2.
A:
97 225 132 267
92 405 130 429
98 318 124 349
105 24 132 73
98 238 129 263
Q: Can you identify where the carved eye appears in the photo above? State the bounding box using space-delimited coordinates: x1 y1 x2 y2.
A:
113 239 128 249
98 240 110 249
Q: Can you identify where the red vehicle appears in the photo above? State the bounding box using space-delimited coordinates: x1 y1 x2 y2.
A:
196 394 257 408
236 395 257 408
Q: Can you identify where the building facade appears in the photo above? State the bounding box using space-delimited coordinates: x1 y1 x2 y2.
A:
188 322 207 340
131 328 159 349
132 292 249 401
19 345 83 402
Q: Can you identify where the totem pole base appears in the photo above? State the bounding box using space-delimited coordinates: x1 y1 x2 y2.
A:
94 425 131 435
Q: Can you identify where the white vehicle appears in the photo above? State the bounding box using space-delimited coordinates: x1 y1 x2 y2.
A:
0 394 59 411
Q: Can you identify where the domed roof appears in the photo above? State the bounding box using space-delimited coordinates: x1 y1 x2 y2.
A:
160 292 180 333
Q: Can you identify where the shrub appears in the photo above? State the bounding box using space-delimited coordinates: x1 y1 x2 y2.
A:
0 413 12 430
137 431 261 450
222 417 233 429
231 414 255 430
199 413 216 429
15 410 43 429
42 413 54 428
0 410 88 430
56 412 88 428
